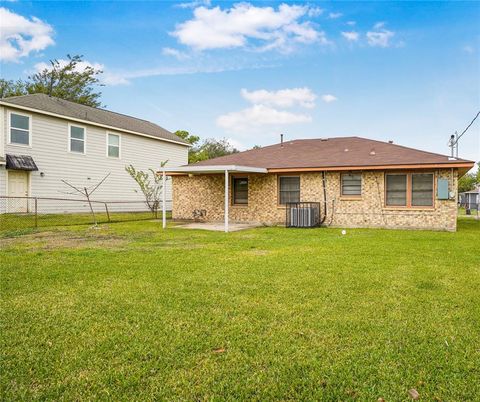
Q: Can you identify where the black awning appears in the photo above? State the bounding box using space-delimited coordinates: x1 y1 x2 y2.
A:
6 154 38 171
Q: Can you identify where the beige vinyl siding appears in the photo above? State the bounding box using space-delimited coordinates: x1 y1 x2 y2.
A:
1 107 188 213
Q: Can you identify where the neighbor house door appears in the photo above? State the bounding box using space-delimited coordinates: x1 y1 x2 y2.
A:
7 171 29 213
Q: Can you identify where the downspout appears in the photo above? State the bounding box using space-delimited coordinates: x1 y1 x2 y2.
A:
320 171 327 224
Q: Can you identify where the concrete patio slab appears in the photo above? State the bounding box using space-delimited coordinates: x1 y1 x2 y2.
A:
174 222 260 232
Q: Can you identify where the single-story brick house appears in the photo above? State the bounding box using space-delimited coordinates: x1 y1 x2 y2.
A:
162 137 474 232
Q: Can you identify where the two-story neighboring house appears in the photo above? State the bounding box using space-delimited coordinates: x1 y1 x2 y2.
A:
0 94 189 213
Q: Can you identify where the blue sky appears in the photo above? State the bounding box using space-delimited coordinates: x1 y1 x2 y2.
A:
1 1 479 164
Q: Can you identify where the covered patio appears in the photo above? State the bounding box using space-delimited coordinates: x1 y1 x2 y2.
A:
160 165 267 232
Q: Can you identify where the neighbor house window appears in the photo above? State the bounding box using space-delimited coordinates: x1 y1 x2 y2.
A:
279 176 300 204
9 112 30 146
341 173 362 196
386 173 434 207
232 177 248 205
69 125 86 154
107 133 120 158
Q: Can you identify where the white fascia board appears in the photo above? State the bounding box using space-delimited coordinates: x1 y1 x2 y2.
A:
164 165 268 174
0 101 191 148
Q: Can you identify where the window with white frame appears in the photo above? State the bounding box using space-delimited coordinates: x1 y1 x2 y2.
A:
10 113 30 145
69 125 86 153
107 133 120 158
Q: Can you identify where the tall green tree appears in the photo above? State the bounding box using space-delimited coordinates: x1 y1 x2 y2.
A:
174 130 201 163
0 55 104 107
458 173 476 193
189 138 239 164
174 130 200 147
0 79 27 98
459 162 480 193
173 132 238 164
27 55 104 107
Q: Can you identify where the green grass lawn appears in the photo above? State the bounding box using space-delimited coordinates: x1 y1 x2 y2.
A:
1 219 479 400
0 210 170 233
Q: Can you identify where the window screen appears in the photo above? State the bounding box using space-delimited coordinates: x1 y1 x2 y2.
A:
411 173 433 206
279 176 300 204
386 174 407 206
232 178 248 204
341 173 362 196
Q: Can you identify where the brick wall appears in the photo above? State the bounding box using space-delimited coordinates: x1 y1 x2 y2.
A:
172 168 458 231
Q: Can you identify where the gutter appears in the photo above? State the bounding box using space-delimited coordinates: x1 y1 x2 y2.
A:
267 162 474 173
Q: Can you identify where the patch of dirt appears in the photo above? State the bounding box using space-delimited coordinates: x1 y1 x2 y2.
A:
135 240 205 251
244 249 271 256
0 230 127 251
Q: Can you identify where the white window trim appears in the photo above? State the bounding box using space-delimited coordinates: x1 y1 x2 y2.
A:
7 110 32 147
68 123 87 155
106 132 121 159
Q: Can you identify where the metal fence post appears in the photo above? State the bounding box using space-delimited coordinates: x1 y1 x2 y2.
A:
104 202 111 222
34 197 38 228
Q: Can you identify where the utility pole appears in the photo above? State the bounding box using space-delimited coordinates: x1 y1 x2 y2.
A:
448 111 480 158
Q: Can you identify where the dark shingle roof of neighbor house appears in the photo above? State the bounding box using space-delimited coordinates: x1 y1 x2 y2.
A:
192 137 474 170
0 93 189 145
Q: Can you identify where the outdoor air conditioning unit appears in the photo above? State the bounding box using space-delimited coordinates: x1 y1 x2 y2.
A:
290 206 317 227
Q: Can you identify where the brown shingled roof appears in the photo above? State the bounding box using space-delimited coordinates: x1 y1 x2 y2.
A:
0 93 189 145
191 137 473 170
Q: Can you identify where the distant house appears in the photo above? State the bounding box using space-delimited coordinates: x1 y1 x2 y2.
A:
459 185 479 210
0 94 189 213
165 137 474 232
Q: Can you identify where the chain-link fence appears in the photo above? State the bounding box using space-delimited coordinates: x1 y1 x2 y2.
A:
0 196 170 231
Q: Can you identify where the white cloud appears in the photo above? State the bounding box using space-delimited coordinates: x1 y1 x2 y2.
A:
463 45 474 54
366 23 395 47
216 104 311 132
216 87 318 132
162 47 190 60
226 137 246 151
307 7 324 17
33 59 129 86
346 21 356 26
0 7 54 62
34 59 103 74
328 12 343 19
240 87 317 108
176 0 211 9
82 61 277 86
321 94 337 103
171 3 326 52
341 31 359 42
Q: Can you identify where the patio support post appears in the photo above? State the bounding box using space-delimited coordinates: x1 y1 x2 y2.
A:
224 169 229 232
162 170 166 229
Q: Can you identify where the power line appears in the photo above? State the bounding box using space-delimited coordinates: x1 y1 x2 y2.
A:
457 110 480 142
449 110 480 158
